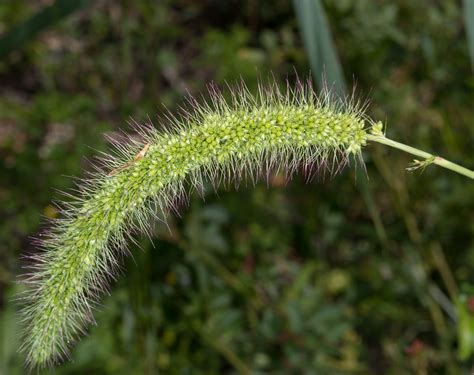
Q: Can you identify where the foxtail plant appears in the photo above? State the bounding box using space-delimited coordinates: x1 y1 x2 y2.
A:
19 81 473 369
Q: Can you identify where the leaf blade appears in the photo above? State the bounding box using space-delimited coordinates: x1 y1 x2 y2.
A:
293 0 347 96
0 0 92 59
464 0 474 69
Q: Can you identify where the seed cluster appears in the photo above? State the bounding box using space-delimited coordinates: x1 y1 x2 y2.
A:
21 83 373 368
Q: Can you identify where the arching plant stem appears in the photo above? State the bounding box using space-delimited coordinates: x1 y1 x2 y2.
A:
367 134 474 179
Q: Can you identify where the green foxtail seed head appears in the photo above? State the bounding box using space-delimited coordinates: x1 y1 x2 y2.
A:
20 80 376 368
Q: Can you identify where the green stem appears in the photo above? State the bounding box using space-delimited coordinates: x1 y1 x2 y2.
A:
367 135 474 179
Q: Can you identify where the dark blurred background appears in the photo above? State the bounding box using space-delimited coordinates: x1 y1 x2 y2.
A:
0 1 473 374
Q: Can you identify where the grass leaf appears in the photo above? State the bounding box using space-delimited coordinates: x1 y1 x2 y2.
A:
464 0 474 69
292 0 347 97
0 0 92 59
293 0 388 245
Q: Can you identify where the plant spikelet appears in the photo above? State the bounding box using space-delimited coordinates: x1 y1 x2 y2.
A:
20 80 375 368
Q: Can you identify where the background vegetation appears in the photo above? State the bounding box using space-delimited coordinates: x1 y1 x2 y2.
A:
0 1 473 374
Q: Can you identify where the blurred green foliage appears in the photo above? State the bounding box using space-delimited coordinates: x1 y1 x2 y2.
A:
0 0 473 374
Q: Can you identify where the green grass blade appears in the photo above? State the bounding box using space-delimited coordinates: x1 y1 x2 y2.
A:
0 0 92 59
293 0 387 245
464 0 474 69
293 0 347 97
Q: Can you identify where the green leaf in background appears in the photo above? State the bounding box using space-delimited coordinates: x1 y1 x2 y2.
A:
0 0 92 59
464 0 474 69
293 0 388 246
292 0 347 97
456 296 474 360
0 287 23 375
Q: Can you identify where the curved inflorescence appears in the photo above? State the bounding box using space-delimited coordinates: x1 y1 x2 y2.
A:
20 81 375 368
